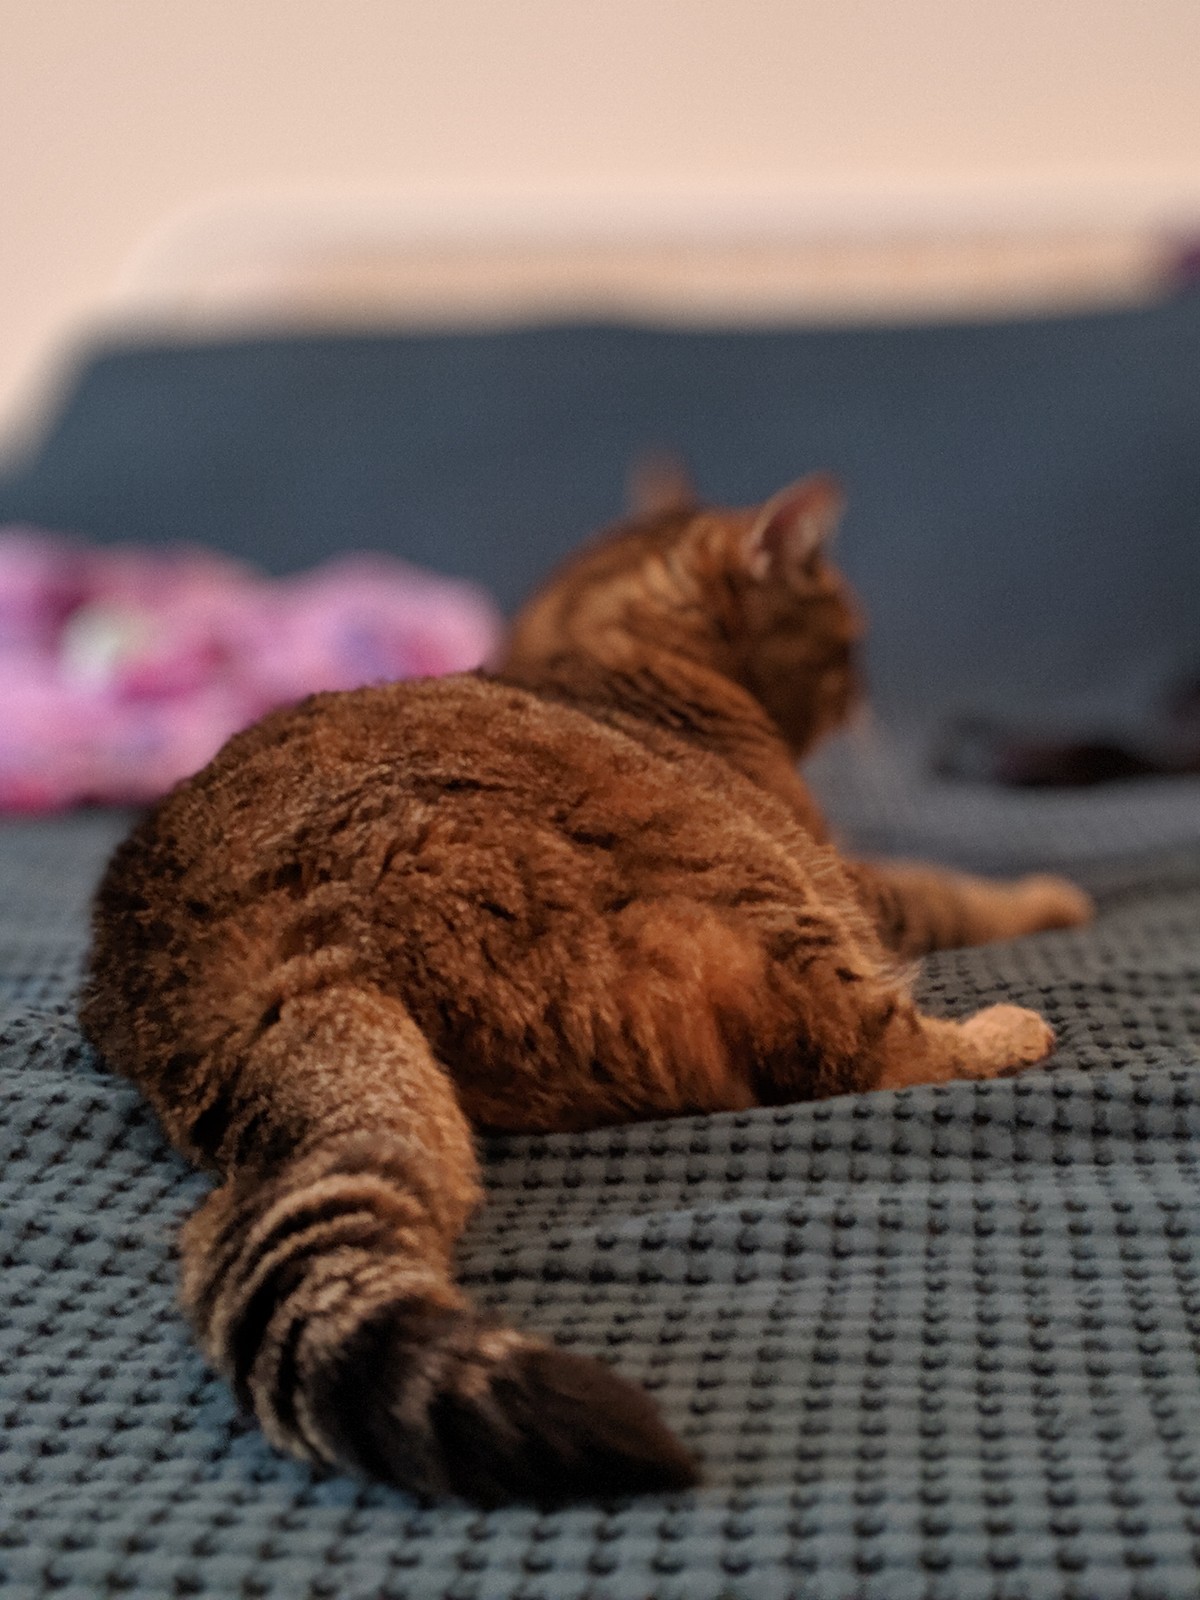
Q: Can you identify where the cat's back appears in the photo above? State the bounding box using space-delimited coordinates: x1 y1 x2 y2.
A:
107 672 715 888
93 673 614 921
83 669 826 1128
105 670 809 901
88 673 786 969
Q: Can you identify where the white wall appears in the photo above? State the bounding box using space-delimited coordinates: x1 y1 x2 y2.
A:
3 0 1200 446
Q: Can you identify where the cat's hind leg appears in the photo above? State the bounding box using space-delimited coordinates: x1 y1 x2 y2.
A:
178 982 697 1504
745 886 1058 1099
868 1000 1055 1090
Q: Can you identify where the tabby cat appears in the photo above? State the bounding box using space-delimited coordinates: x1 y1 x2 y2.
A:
81 476 1093 1505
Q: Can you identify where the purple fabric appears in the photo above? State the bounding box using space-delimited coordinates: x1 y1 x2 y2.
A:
0 529 502 811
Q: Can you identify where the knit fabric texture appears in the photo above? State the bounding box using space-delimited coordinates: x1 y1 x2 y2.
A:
3 743 1200 1600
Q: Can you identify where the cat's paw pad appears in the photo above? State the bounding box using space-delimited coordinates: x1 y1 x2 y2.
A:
962 1003 1055 1071
1013 874 1095 932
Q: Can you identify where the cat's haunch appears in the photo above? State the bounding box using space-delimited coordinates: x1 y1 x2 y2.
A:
81 477 1093 1504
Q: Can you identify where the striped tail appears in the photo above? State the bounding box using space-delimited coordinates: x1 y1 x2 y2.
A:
177 986 698 1505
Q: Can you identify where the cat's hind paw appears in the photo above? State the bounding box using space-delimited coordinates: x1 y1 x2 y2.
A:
961 1002 1056 1075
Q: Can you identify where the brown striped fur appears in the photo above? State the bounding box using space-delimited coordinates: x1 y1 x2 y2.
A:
81 476 1093 1504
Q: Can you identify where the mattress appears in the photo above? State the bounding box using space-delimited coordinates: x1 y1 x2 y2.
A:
4 739 1200 1599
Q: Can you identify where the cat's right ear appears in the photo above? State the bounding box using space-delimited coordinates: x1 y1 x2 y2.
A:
741 474 845 585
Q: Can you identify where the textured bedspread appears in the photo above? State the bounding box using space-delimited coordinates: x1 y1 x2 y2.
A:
4 742 1200 1600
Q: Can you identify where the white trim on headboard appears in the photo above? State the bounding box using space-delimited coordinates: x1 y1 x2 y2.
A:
105 171 1199 328
2 169 1194 467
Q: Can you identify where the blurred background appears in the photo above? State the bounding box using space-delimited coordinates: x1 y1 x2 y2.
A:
1 0 1199 809
4 0 1200 450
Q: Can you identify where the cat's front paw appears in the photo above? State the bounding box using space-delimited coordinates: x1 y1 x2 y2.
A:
1012 874 1095 933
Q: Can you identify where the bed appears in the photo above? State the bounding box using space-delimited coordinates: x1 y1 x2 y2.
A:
2 298 1200 1598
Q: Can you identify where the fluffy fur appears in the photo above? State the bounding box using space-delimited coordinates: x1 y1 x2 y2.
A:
81 477 1092 1504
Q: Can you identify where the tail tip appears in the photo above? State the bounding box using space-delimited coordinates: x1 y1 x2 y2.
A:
497 1341 701 1504
319 1306 701 1505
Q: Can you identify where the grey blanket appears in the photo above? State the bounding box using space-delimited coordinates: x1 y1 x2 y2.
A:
4 739 1200 1600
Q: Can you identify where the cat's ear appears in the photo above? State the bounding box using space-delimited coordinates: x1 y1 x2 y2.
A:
742 474 844 584
627 451 698 517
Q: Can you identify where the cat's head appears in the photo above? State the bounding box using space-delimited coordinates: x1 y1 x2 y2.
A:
503 475 865 758
712 474 864 753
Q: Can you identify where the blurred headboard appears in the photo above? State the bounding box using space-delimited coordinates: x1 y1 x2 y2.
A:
2 299 1197 717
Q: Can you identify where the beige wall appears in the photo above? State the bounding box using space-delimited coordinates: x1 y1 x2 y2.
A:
3 0 1200 447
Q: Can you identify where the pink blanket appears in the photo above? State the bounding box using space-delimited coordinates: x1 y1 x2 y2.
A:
0 530 503 812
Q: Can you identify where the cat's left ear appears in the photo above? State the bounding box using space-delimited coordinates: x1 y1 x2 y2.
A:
742 474 845 585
